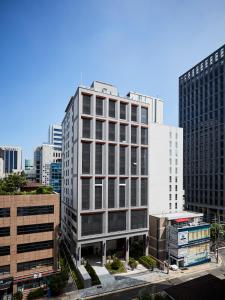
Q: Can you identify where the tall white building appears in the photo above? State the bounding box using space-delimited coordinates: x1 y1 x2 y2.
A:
34 144 61 185
49 124 62 151
0 146 22 177
61 81 165 265
149 124 184 214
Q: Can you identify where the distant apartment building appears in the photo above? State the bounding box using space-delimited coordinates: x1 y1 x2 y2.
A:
0 189 60 297
24 159 36 181
34 144 61 187
149 124 184 214
149 211 210 267
179 45 225 221
49 124 62 151
0 146 22 177
61 81 165 265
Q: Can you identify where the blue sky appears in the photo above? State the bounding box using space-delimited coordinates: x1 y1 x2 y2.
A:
0 0 225 160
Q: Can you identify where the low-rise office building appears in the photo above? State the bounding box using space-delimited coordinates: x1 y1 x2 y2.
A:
149 211 210 267
0 191 60 297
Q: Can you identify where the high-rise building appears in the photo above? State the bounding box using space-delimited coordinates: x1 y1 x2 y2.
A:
34 144 61 186
149 124 184 214
179 45 225 221
61 81 166 266
0 146 22 177
49 124 62 151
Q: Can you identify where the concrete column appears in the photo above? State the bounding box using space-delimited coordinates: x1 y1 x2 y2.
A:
126 238 129 262
76 245 81 267
102 240 106 266
145 234 149 256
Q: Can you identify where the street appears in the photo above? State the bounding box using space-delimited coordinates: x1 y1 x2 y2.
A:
90 250 225 300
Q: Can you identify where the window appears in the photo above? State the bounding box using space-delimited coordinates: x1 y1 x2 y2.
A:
82 119 91 138
81 214 103 236
141 128 148 145
0 246 10 256
131 126 137 144
17 223 54 235
120 103 127 119
131 147 137 175
175 203 178 209
0 227 10 237
96 97 104 115
131 210 147 229
95 179 102 209
109 100 116 118
120 146 126 174
108 211 126 232
96 120 103 140
82 179 90 210
108 179 115 208
119 179 126 207
0 265 10 276
131 105 138 122
0 208 10 218
108 145 116 174
17 258 53 272
141 148 148 175
131 179 137 206
17 240 53 253
17 206 54 216
83 94 91 114
141 107 148 124
108 122 116 141
169 203 172 210
141 178 148 205
82 142 90 174
120 124 127 142
95 144 103 174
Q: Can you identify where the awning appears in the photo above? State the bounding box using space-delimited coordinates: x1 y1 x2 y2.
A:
175 218 189 223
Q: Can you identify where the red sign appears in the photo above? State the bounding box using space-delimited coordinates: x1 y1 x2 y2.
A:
175 218 189 223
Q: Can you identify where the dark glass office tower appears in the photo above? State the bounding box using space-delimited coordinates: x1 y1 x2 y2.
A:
179 45 225 221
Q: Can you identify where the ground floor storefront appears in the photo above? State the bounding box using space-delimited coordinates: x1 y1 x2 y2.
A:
70 232 149 266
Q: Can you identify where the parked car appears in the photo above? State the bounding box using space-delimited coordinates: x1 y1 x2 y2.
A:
170 264 179 271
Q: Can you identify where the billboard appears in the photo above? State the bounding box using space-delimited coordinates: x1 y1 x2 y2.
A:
178 231 188 246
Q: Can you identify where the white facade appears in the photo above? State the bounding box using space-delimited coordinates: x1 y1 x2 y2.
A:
0 157 4 178
0 146 22 177
148 124 184 215
34 144 61 185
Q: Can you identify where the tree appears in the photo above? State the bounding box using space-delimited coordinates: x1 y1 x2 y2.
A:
0 173 26 194
210 223 225 263
13 291 23 300
48 270 68 296
210 223 224 244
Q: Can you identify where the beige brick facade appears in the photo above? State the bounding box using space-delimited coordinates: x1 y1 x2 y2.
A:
0 193 59 295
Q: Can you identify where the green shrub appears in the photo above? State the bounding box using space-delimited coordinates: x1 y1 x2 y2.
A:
61 242 84 289
139 256 156 271
48 270 68 296
85 261 101 285
105 257 126 274
111 257 122 270
36 186 53 194
13 291 23 300
27 288 45 300
128 258 138 270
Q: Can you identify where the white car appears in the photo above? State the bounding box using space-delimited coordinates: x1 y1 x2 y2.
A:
170 264 179 271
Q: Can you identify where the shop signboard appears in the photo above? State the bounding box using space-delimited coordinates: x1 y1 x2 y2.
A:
178 231 188 245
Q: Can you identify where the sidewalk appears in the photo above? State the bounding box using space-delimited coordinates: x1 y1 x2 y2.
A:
43 254 222 300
